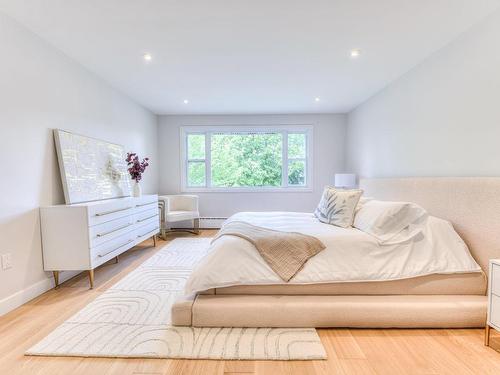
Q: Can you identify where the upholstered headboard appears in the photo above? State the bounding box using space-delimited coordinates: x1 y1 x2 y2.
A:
360 177 500 274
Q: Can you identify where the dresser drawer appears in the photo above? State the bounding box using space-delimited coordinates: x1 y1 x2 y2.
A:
135 195 158 210
135 207 159 224
491 263 500 297
88 215 135 248
136 214 159 232
87 199 135 226
90 232 137 267
135 200 158 214
135 221 160 243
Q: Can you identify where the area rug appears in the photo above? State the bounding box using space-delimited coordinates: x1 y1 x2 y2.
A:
26 238 326 360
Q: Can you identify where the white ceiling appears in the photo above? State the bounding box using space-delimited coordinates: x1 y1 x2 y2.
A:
1 0 499 115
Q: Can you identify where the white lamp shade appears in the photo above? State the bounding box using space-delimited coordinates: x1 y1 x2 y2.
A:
335 173 356 188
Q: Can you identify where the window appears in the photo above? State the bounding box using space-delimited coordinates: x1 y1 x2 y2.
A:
181 126 312 191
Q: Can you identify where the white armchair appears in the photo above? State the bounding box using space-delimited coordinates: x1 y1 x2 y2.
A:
158 195 200 238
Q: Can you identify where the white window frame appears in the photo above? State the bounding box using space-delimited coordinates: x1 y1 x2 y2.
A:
180 125 313 193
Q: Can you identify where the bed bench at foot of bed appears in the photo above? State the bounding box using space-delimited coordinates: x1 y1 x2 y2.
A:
171 294 487 328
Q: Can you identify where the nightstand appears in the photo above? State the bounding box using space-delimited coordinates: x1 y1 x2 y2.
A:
486 259 500 346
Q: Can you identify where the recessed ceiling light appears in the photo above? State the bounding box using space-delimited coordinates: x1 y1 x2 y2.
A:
143 53 152 61
314 97 321 102
350 49 360 58
183 99 189 104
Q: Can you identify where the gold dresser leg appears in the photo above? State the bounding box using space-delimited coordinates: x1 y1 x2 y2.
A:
53 271 59 289
153 235 157 247
485 325 491 346
115 255 119 264
88 269 95 289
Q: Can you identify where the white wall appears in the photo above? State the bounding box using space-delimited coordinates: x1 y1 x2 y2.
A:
0 13 158 313
159 114 347 217
346 9 500 178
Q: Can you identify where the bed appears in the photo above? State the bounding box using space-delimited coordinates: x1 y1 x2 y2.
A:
171 177 500 328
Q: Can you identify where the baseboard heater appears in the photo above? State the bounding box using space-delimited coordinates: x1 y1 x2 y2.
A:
172 217 227 230
199 217 227 229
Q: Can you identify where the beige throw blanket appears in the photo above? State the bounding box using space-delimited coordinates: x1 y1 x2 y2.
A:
212 221 326 281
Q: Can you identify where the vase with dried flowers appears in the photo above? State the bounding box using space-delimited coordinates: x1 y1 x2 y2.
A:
126 152 149 197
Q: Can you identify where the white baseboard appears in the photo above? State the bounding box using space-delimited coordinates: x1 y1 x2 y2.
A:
0 270 78 317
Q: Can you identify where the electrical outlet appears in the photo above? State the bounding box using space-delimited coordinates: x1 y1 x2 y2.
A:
1 253 12 270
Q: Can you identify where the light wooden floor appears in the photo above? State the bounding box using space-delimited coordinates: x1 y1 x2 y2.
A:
2 230 500 375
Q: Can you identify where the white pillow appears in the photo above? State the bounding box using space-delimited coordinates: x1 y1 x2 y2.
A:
353 200 427 243
314 187 363 228
355 196 373 214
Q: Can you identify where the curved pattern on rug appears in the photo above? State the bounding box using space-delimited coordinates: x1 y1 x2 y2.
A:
26 238 326 360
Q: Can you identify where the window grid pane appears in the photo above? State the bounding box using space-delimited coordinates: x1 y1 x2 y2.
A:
287 158 306 186
187 161 206 187
287 133 306 159
186 133 207 187
187 134 206 160
210 133 283 187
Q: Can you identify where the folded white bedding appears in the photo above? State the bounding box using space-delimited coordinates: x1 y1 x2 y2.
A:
184 212 481 295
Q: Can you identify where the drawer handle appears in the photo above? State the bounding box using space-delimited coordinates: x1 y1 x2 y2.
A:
98 239 134 257
137 227 159 238
137 214 158 223
96 222 134 237
95 206 133 217
136 201 157 208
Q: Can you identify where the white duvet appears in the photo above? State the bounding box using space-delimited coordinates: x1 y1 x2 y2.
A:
185 212 481 295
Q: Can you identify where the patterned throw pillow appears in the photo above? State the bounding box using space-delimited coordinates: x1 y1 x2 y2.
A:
314 187 363 228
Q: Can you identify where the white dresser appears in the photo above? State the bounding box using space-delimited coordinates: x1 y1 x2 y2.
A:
41 194 159 288
486 259 500 346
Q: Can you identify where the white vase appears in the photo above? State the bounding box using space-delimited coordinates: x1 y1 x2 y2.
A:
133 181 142 197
